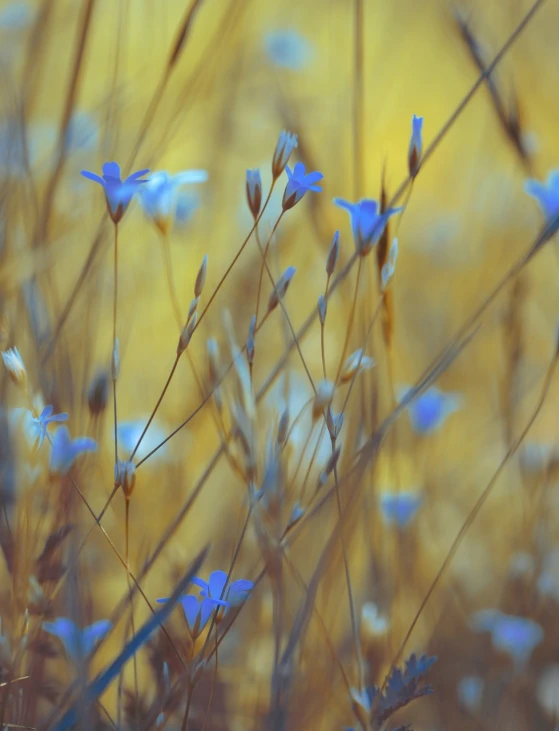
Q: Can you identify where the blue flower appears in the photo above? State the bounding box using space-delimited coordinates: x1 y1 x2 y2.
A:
140 169 208 234
399 384 463 435
65 111 99 153
457 675 484 712
191 570 254 608
49 426 96 475
473 609 544 669
264 29 312 70
246 168 262 218
156 594 215 637
379 491 422 528
43 618 111 663
272 130 297 179
525 170 559 240
333 197 403 256
408 114 423 177
30 405 68 448
282 162 323 210
81 161 149 224
0 3 32 30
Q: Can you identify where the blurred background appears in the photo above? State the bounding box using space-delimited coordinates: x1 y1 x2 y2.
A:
1 0 559 728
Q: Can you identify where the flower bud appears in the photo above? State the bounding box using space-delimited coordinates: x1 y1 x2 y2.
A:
194 255 208 298
318 295 327 325
115 459 136 500
178 313 197 355
340 349 375 383
272 130 297 179
312 379 335 420
326 231 340 276
408 114 423 178
1 347 27 389
246 169 262 219
268 266 296 312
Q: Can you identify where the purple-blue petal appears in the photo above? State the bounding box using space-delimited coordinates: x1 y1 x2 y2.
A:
102 161 121 180
208 570 228 599
81 170 104 185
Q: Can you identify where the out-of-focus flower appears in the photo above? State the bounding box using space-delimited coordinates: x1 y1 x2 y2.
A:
408 114 423 177
49 426 96 475
65 111 99 153
0 2 32 30
334 197 403 256
175 191 200 228
399 384 463 435
117 418 169 463
340 349 375 383
537 548 559 600
29 405 68 448
114 459 136 499
379 490 422 528
472 609 544 668
43 618 111 663
246 168 262 219
191 570 254 608
81 161 149 224
282 162 323 210
264 28 312 70
2 347 26 388
140 169 207 234
457 675 484 712
156 594 216 637
537 664 559 719
525 170 559 240
272 130 297 179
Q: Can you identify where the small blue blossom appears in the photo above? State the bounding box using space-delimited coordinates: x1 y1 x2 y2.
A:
49 426 96 475
379 491 422 528
65 111 99 153
282 162 323 210
399 384 463 435
140 169 208 234
30 405 68 448
525 170 559 240
264 28 312 70
191 570 254 608
334 197 403 256
81 161 149 224
408 114 423 177
272 130 297 179
43 618 111 663
156 594 215 637
473 609 544 669
457 675 484 712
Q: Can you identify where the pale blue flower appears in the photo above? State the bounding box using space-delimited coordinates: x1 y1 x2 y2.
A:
117 418 168 462
0 2 32 30
473 609 544 668
30 405 68 448
379 491 422 528
408 114 423 176
81 161 149 223
156 594 215 637
191 570 254 608
399 384 463 435
282 162 323 210
334 197 403 256
43 618 111 663
49 426 96 475
140 169 207 233
65 111 99 152
457 675 484 712
264 29 312 70
175 191 200 228
525 170 559 240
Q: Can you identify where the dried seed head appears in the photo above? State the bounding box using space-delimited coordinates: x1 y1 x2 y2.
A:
246 169 263 219
115 459 136 500
317 294 327 325
87 369 109 416
272 130 298 179
194 255 208 298
312 379 335 420
187 297 199 324
326 230 340 276
341 349 375 383
277 407 289 447
177 312 197 355
268 266 296 312
2 347 27 389
112 338 120 382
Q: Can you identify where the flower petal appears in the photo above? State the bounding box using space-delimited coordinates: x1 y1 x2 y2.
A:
208 570 228 600
102 161 121 180
80 170 104 185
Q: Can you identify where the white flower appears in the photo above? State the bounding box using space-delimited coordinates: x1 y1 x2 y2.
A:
2 347 26 387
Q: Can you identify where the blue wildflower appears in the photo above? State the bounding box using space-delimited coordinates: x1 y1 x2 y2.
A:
175 191 200 228
399 384 463 435
525 170 559 240
156 594 215 637
408 114 423 177
282 161 323 210
334 197 403 256
192 570 254 608
272 130 297 179
30 405 68 448
140 169 208 234
473 609 544 669
43 617 111 663
457 675 484 712
81 161 149 224
379 491 422 528
264 28 312 70
49 426 96 475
